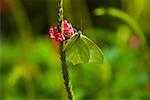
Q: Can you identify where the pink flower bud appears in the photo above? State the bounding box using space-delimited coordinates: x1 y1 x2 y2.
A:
54 26 58 33
55 33 65 42
63 20 74 37
49 27 55 39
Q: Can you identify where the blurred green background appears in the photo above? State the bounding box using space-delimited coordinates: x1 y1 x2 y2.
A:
0 0 150 99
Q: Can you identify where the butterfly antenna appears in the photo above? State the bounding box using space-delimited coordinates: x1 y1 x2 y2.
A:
80 18 83 32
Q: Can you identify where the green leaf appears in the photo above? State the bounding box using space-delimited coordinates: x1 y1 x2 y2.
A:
65 33 103 65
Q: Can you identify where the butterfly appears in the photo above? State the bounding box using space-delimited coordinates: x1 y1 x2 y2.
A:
64 30 103 65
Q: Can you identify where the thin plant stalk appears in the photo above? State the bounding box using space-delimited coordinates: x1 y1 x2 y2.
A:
56 0 75 99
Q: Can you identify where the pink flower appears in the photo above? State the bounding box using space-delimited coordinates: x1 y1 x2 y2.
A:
49 27 65 42
49 19 75 42
54 26 58 33
55 33 65 42
63 20 74 37
49 27 55 39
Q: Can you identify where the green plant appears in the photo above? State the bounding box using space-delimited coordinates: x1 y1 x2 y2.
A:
48 0 103 99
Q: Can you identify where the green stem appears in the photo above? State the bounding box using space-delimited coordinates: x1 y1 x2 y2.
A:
57 0 75 99
60 43 74 100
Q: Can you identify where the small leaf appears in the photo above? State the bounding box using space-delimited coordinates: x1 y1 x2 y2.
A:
65 32 103 65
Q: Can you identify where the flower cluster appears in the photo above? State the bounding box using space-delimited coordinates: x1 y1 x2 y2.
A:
49 20 74 42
